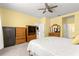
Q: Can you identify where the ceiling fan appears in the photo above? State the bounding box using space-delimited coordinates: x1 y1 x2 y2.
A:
38 3 58 14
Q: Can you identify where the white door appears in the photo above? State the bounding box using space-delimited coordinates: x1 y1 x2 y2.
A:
63 24 69 38
63 24 74 39
68 24 75 38
35 23 45 39
39 23 45 39
0 16 4 49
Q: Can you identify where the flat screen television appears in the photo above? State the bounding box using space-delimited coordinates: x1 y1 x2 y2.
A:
28 26 36 35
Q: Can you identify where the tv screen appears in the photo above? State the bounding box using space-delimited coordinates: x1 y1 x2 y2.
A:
28 26 36 35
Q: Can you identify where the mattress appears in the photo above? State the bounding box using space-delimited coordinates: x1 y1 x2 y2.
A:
27 37 79 56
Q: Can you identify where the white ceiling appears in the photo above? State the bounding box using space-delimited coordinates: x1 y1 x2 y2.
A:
0 3 79 18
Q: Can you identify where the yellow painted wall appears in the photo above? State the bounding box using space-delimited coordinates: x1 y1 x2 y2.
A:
40 17 46 24
39 17 50 36
0 8 39 27
44 18 50 36
50 16 62 26
63 15 74 24
75 12 79 36
0 8 2 16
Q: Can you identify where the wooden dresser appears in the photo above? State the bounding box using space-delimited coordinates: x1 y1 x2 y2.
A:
49 24 60 37
27 34 36 42
16 27 26 44
49 32 60 37
26 25 37 42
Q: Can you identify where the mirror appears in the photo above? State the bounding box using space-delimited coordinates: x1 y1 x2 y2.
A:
50 24 60 32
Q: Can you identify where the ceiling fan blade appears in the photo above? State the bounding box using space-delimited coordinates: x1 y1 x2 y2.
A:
45 3 49 8
48 9 53 13
43 10 46 14
50 5 58 9
38 8 46 10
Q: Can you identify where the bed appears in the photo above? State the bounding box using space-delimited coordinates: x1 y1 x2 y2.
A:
27 37 79 56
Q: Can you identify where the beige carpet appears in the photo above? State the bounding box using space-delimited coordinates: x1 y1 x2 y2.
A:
0 43 29 56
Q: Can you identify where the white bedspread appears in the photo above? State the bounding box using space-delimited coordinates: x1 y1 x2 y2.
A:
27 37 79 56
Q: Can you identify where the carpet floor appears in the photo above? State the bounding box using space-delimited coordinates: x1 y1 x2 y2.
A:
0 43 29 56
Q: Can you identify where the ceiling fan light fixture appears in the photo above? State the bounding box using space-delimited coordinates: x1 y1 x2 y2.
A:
38 3 58 14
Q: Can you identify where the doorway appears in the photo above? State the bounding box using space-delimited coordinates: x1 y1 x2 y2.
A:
63 15 75 39
63 24 74 38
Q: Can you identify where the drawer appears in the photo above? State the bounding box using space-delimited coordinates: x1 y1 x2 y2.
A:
16 29 25 32
16 36 26 39
16 34 25 37
16 39 26 44
16 27 26 34
27 35 36 42
16 32 25 34
16 27 26 44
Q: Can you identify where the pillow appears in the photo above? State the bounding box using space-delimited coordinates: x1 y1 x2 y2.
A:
72 35 79 44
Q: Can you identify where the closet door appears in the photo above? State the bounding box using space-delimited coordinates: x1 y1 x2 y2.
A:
63 24 69 38
36 23 45 39
3 27 16 47
63 24 75 39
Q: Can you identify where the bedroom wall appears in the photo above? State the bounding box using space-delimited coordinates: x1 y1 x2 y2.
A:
39 17 50 37
63 16 74 24
0 8 2 16
0 8 39 27
75 12 79 37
